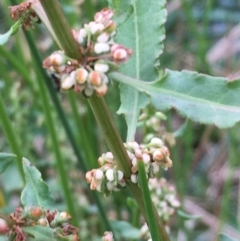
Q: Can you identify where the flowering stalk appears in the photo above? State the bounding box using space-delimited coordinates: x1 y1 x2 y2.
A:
38 0 170 240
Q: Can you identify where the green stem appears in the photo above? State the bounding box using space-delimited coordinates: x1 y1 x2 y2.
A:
138 160 160 241
38 1 170 239
0 92 24 181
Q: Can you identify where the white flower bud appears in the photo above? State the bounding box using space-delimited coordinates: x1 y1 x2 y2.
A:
95 84 108 97
94 63 109 73
84 85 94 97
153 149 164 162
106 181 114 191
102 231 114 241
106 169 114 182
134 148 142 159
142 153 150 164
95 169 104 180
127 141 139 150
77 28 87 44
131 157 137 166
127 150 135 160
152 162 160 173
117 170 124 181
61 72 75 90
94 43 110 54
112 48 127 60
131 174 138 183
171 199 180 207
150 137 163 147
97 32 110 43
105 152 114 160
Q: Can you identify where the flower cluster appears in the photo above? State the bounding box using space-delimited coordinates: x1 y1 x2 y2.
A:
126 138 173 184
85 152 126 196
86 138 173 195
9 0 41 30
43 8 132 97
140 178 180 241
7 206 79 241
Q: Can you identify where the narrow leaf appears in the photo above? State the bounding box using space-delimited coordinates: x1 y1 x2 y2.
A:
218 233 238 241
177 209 201 220
22 226 55 241
114 0 167 141
21 158 54 209
110 70 240 128
0 153 16 174
0 19 22 45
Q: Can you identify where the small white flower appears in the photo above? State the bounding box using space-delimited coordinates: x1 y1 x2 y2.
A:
94 63 109 73
106 169 114 182
134 148 142 159
171 199 181 207
94 43 110 54
127 150 135 160
77 28 87 44
131 157 137 166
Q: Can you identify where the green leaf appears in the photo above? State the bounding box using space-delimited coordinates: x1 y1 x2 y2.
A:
114 0 167 141
0 19 22 45
110 70 240 128
177 209 201 220
22 226 55 241
0 153 16 174
21 158 54 209
111 220 141 239
218 233 238 241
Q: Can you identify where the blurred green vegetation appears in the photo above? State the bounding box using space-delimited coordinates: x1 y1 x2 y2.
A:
0 0 240 240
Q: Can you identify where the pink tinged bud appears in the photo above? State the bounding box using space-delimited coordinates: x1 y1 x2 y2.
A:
95 84 108 97
89 71 102 86
94 12 104 23
94 43 110 54
0 219 8 234
162 146 170 157
102 231 114 241
38 217 48 226
131 174 138 183
76 68 88 84
94 63 109 73
86 170 94 183
153 149 164 162
97 32 110 43
106 169 114 182
49 51 65 66
95 169 104 180
134 148 142 159
151 137 164 147
113 48 127 60
132 157 137 166
142 153 150 164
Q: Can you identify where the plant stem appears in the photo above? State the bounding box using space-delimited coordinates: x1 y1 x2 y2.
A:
0 92 24 181
38 1 170 239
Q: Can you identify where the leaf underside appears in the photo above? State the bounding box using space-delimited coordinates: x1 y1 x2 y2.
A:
21 158 54 209
110 70 240 128
113 0 167 141
23 226 55 241
0 152 16 174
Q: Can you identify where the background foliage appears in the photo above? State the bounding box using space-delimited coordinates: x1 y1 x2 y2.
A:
0 0 240 240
